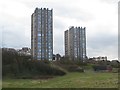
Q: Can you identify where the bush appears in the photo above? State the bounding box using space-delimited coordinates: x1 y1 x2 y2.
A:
2 49 66 78
68 66 84 72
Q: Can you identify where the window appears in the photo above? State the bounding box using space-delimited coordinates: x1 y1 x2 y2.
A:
42 34 44 36
49 52 51 55
38 34 41 36
42 55 44 58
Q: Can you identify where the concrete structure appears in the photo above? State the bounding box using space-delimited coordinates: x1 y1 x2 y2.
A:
65 26 86 61
31 8 53 60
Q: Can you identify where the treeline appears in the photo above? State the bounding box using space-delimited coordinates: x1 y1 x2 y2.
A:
53 59 85 72
54 57 119 72
2 49 66 78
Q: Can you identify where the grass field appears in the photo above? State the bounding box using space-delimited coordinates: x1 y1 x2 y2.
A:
2 72 118 88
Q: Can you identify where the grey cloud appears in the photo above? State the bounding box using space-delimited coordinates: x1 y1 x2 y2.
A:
1 0 118 60
99 0 119 4
87 33 118 59
54 6 93 22
54 18 66 31
2 25 30 48
54 34 64 55
1 9 31 48
24 1 93 22
87 33 118 49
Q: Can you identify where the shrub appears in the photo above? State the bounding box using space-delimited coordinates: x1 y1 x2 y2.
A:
2 49 66 78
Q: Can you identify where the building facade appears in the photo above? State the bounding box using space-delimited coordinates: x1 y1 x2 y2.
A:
31 8 53 60
65 26 86 61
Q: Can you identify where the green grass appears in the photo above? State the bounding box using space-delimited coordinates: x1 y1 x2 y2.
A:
3 72 118 88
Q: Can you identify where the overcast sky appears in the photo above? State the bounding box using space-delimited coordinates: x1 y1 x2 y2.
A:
1 0 119 60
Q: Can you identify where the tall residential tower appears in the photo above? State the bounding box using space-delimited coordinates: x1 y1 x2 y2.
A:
65 26 86 61
31 8 53 60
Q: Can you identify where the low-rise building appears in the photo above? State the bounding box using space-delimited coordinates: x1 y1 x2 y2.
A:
17 47 31 56
89 56 107 61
